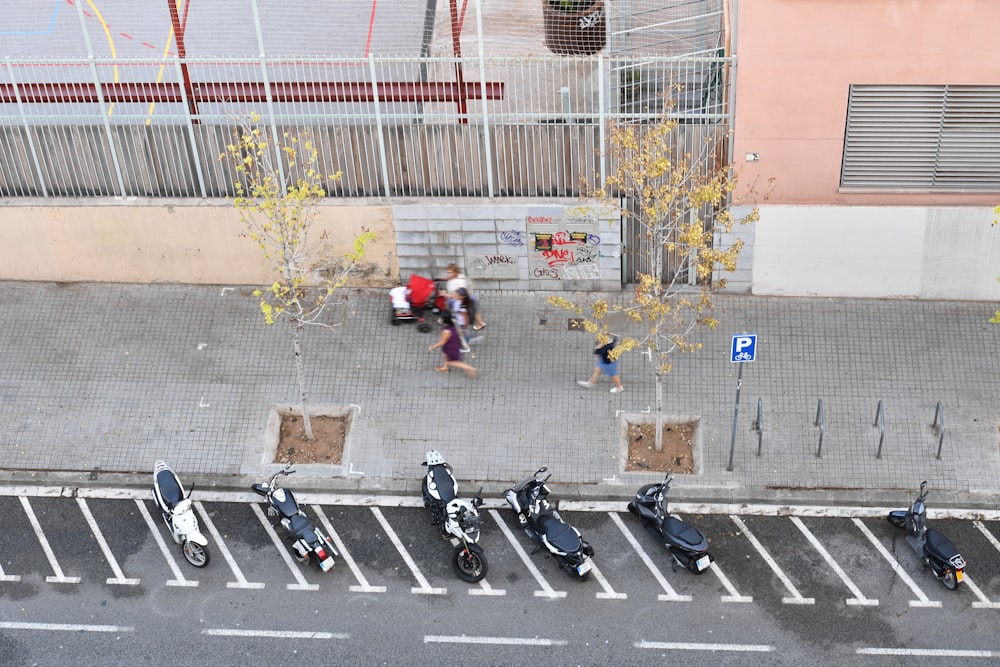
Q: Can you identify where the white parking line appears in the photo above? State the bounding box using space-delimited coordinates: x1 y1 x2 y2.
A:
425 635 568 646
636 641 773 652
790 516 877 606
75 498 139 586
850 518 940 608
135 499 197 587
730 516 813 605
194 501 264 589
974 520 1000 553
446 537 507 596
370 507 445 595
590 559 627 600
203 628 348 639
311 505 386 594
671 513 750 603
0 621 134 633
19 497 80 584
249 503 318 591
607 512 690 602
962 574 1000 609
488 509 566 599
857 647 996 657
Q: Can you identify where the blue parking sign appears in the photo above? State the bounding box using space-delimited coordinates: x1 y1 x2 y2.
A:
731 334 757 363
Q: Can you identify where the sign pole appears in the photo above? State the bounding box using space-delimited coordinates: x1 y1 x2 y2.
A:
727 362 743 472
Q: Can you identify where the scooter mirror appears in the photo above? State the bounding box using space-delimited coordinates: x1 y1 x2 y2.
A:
535 467 548 476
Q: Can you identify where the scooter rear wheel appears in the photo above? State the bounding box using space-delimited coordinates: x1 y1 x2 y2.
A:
452 544 487 583
182 540 210 568
942 569 960 591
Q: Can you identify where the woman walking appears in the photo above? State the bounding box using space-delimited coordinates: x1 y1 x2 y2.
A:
428 311 478 379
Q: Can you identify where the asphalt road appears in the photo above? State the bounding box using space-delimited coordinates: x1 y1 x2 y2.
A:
2 491 1000 665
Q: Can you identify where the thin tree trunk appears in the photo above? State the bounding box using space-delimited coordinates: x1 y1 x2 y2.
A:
292 323 314 440
654 367 664 452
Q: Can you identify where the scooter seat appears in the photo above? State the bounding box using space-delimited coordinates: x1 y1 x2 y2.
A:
539 515 580 553
287 513 313 540
925 528 959 561
664 516 707 550
427 467 456 503
155 470 183 508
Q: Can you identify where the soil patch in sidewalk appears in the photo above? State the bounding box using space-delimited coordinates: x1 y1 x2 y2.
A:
625 420 696 474
276 413 346 464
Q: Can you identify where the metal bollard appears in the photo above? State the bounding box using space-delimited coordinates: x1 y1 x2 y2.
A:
754 399 764 457
814 398 824 458
873 400 886 459
932 401 945 460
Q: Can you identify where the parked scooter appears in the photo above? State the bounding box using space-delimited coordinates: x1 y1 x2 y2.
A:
420 451 488 583
152 460 210 568
251 463 338 572
628 472 712 574
887 481 966 590
504 467 594 580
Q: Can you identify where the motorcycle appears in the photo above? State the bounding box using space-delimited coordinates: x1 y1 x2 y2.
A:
503 467 594 580
152 460 210 568
887 480 966 590
628 472 713 574
251 463 338 573
420 451 488 583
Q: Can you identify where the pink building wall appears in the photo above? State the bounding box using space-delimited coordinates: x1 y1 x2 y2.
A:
732 0 1000 205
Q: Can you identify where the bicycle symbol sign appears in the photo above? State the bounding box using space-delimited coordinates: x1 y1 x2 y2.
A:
730 334 757 363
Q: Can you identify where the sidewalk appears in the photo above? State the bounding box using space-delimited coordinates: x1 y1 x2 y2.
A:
0 282 998 509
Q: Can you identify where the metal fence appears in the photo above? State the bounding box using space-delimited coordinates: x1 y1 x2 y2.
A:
0 55 732 198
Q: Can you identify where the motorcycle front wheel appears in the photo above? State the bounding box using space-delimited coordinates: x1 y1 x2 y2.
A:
182 540 210 568
452 544 487 583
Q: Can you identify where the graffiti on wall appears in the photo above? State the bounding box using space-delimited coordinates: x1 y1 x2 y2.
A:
527 206 615 281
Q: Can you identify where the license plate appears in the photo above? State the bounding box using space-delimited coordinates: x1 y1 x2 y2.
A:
956 569 964 582
696 555 711 571
319 556 335 572
576 559 592 576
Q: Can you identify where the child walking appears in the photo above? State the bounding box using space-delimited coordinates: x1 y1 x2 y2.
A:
428 311 478 379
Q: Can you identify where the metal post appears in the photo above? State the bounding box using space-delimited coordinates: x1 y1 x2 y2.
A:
73 1 127 198
932 401 945 460
172 57 206 198
473 0 494 198
754 398 763 457
873 399 886 459
367 55 392 197
249 0 285 187
726 362 743 472
5 58 48 197
598 55 607 188
814 398 824 458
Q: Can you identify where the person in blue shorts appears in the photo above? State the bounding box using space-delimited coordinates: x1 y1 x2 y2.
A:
577 336 624 393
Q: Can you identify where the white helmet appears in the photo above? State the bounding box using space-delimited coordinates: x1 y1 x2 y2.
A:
424 450 447 467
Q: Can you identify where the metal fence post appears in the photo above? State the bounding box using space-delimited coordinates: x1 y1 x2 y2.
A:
932 401 945 460
814 398 824 458
173 57 207 199
473 0 494 198
873 399 886 459
367 55 392 197
5 58 48 197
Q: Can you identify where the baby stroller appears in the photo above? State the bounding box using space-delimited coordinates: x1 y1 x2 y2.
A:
389 274 444 332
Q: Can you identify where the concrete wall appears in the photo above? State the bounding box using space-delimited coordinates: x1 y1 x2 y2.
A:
0 199 398 286
749 205 1000 300
732 0 1000 207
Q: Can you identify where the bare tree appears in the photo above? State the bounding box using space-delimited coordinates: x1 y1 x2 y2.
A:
221 114 374 440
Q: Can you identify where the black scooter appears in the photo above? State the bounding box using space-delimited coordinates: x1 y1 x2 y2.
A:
887 481 966 590
504 467 594 580
628 472 713 574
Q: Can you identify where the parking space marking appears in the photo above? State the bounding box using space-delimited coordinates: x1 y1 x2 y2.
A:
590 559 627 600
370 507 446 595
194 501 264 589
249 503 318 591
973 520 1000 553
76 498 139 586
729 516 813 604
608 512 690 602
311 505 386 593
0 563 20 582
203 628 348 639
851 518 940 607
962 574 1000 609
0 621 134 633
135 498 198 587
857 647 996 657
488 509 566 599
425 635 568 646
636 641 774 652
19 497 80 584
790 516 877 606
445 537 506 596
669 513 750 603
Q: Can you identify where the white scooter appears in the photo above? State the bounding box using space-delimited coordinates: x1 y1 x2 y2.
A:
152 461 210 568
